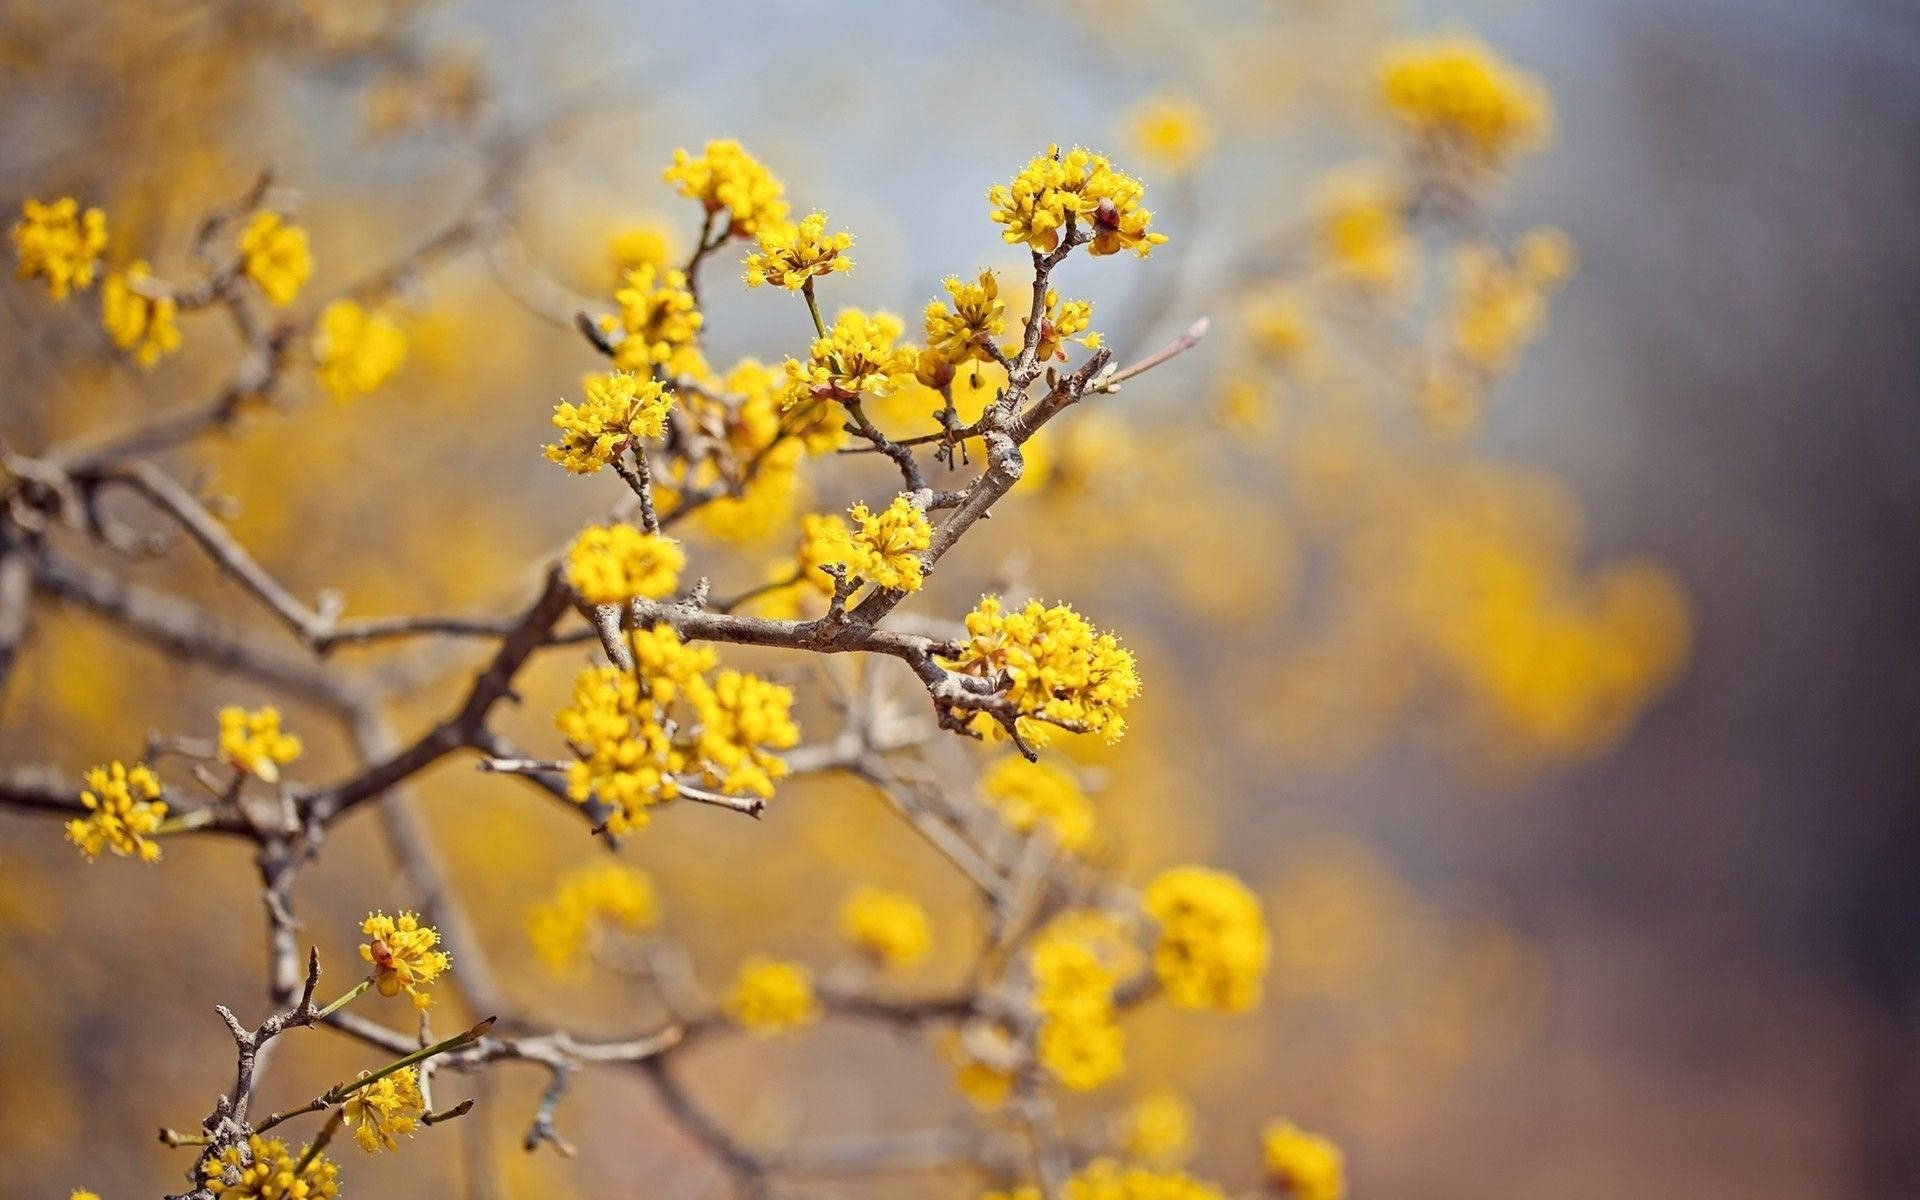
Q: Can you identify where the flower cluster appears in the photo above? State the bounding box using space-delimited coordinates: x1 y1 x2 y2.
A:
1261 1120 1346 1200
101 261 181 367
1378 32 1552 167
564 524 685 606
359 910 452 1008
837 885 932 968
218 705 303 782
555 623 798 834
342 1066 425 1154
1447 228 1576 372
1028 289 1101 362
743 211 853 290
1142 867 1270 1012
1316 166 1412 290
609 221 676 277
783 307 917 404
830 493 931 592
942 596 1142 745
724 954 818 1033
664 138 789 237
979 755 1095 851
545 371 673 474
608 263 703 371
1032 932 1126 1091
65 761 168 863
989 145 1168 258
1126 93 1213 174
1121 1092 1198 1167
200 1134 340 1200
312 299 407 400
10 196 106 300
923 270 1006 365
987 1159 1226 1200
527 861 659 974
237 210 313 306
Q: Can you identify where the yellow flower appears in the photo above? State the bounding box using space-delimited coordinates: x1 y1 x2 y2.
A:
10 196 106 300
944 1025 1018 1111
744 211 853 290
342 1065 424 1153
1378 32 1552 167
64 761 167 863
609 263 703 371
1240 283 1310 363
989 145 1167 258
1062 1158 1227 1200
783 307 917 404
312 299 406 399
237 210 312 307
565 524 685 606
200 1134 340 1199
1261 1120 1345 1200
1121 1091 1197 1167
1026 290 1100 363
837 885 932 968
688 668 800 798
100 261 181 367
609 220 677 276
218 705 302 783
1125 94 1213 174
979 755 1095 851
1316 165 1413 290
1032 935 1124 1091
1446 230 1576 373
942 595 1142 746
834 493 931 592
663 139 789 237
924 270 1006 365
724 954 818 1033
69 1192 102 1200
359 910 452 1009
1142 866 1269 1012
545 371 673 474
527 862 659 974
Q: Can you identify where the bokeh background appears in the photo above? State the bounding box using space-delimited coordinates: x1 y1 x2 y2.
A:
3 0 1917 1197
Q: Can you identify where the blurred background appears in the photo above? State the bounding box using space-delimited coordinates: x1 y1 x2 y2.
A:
2 0 1917 1197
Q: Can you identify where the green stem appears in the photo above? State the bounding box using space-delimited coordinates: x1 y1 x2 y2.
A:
314 977 373 1020
802 279 827 339
322 1017 496 1104
155 808 216 835
293 1108 344 1172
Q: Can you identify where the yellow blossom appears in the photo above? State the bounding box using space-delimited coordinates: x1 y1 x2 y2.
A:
359 910 452 1008
833 493 931 592
1125 94 1213 173
545 371 673 474
663 139 789 237
1316 165 1413 290
944 1025 1018 1111
608 263 702 370
1447 231 1576 373
724 954 818 1033
1241 283 1310 363
989 145 1168 258
1121 1091 1197 1167
527 862 659 973
1142 866 1269 1012
1061 1158 1227 1200
837 886 932 967
1032 936 1124 1090
1378 32 1552 167
609 220 677 276
565 524 684 605
744 211 853 289
1027 289 1100 363
342 1065 424 1153
64 761 167 863
783 307 917 404
312 299 406 399
924 270 1007 365
200 1134 339 1200
218 705 302 783
1261 1120 1345 1200
237 210 312 307
979 755 1095 851
688 668 800 798
11 196 106 299
942 595 1142 746
100 261 181 367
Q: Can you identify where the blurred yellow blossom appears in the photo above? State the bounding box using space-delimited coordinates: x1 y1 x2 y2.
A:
1032 934 1125 1090
1260 1120 1345 1200
608 263 702 371
1143 866 1269 1012
11 196 106 299
1121 1091 1197 1167
565 525 684 605
609 220 677 276
312 299 406 399
527 862 659 974
724 954 818 1033
979 755 1095 850
1378 31 1552 167
217 705 302 782
1125 93 1213 173
1316 165 1412 290
100 261 180 367
237 210 312 306
837 885 932 967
